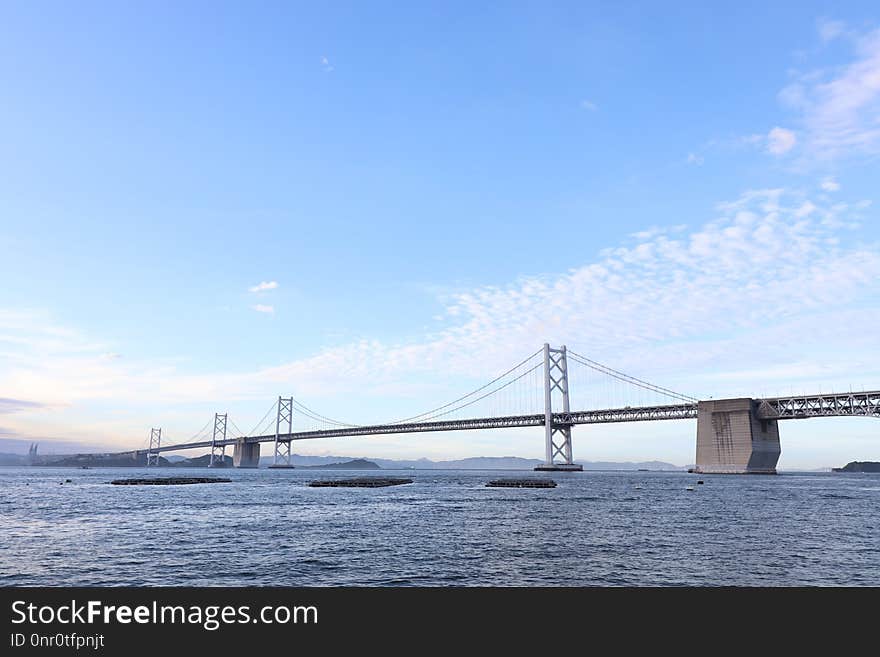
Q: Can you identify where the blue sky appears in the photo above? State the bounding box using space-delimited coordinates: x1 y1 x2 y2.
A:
1 2 878 467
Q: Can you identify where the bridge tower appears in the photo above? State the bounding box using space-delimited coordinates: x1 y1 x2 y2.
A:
269 396 295 469
535 344 583 471
209 413 227 467
146 428 161 467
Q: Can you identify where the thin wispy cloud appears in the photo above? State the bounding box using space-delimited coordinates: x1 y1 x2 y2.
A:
0 397 45 414
4 9 878 469
817 17 846 43
697 129 797 160
766 126 798 154
248 281 279 293
3 186 875 418
628 225 685 241
779 25 880 159
820 177 840 191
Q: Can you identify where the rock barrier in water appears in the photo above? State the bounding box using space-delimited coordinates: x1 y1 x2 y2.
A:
110 477 232 486
309 477 413 488
486 479 556 488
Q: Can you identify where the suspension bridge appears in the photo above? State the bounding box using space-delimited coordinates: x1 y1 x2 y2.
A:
123 344 880 474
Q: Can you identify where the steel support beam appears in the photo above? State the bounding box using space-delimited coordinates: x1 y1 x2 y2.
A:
131 404 702 455
209 413 227 467
537 343 581 471
126 390 877 459
146 428 161 466
757 391 880 419
270 396 294 468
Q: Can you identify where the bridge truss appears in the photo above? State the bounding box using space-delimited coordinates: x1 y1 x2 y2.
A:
757 392 880 420
127 345 877 465
133 402 701 456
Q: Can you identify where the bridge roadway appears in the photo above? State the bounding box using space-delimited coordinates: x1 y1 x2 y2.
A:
134 403 699 455
131 390 880 456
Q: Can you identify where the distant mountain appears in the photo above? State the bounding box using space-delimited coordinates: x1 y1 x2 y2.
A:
169 454 233 468
2 445 684 471
257 454 379 467
0 452 29 466
370 456 685 471
300 459 380 470
31 453 236 468
258 453 683 471
832 461 880 473
374 456 543 470
39 453 168 467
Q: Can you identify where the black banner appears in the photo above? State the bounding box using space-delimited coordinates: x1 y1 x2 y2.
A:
1 587 872 653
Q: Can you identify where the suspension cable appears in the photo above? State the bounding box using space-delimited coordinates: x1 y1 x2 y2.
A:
292 399 359 428
254 411 278 437
228 419 246 438
247 400 278 436
269 348 544 430
386 348 543 424
410 361 544 422
153 416 216 449
568 350 698 403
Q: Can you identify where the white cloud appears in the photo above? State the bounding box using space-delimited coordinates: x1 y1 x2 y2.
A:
779 27 880 159
252 305 274 314
321 55 334 72
766 126 797 154
820 177 841 191
686 152 704 165
0 397 45 413
818 18 846 43
580 99 598 111
794 201 816 217
248 281 278 293
13 190 878 400
629 226 673 241
1 188 877 464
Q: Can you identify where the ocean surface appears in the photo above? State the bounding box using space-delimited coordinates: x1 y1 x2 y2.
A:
1 466 878 586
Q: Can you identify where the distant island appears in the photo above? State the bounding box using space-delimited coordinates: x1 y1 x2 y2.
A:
0 446 683 471
300 458 380 470
37 453 163 467
25 453 234 468
832 461 880 473
257 454 685 471
0 451 381 470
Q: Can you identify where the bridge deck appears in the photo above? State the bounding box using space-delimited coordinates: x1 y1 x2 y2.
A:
133 390 879 456
758 391 880 420
136 404 699 455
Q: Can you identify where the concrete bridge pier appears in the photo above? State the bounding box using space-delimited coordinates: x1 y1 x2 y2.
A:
694 398 780 474
233 439 261 468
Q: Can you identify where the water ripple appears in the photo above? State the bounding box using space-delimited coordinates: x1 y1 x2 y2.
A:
1 467 878 586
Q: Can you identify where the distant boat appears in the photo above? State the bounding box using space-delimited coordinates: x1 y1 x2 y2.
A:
637 468 649 472
686 485 695 491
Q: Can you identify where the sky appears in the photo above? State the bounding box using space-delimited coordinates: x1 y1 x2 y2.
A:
1 1 878 468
